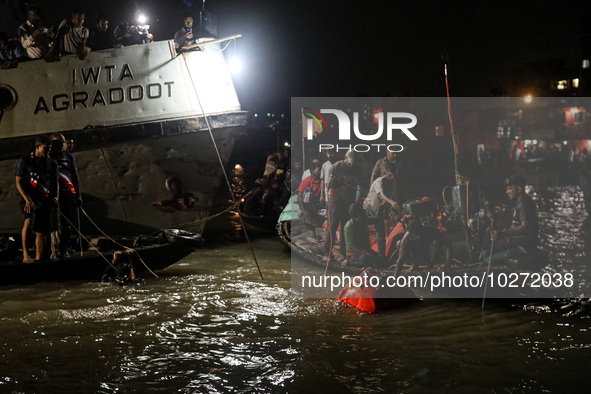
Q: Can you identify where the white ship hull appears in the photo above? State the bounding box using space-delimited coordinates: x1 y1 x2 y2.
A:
0 40 247 234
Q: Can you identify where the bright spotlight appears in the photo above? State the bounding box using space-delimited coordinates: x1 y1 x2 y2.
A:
137 14 148 24
229 56 242 74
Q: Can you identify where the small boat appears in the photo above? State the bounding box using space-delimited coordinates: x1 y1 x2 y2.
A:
237 193 280 233
278 190 552 299
0 229 203 286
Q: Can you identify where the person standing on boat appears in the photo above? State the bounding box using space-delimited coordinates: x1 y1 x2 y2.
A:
341 203 381 268
297 162 323 228
174 15 196 51
363 162 400 257
49 133 81 258
15 136 58 263
18 5 53 59
481 174 539 263
370 150 398 187
319 150 336 207
323 151 360 262
113 11 154 47
0 32 26 69
87 14 122 51
53 8 90 59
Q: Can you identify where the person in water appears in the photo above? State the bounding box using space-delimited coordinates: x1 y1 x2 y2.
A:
480 174 539 263
394 219 451 275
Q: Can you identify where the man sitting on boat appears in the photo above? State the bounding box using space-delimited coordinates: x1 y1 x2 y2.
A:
363 162 400 257
480 174 539 263
342 203 382 268
394 219 451 274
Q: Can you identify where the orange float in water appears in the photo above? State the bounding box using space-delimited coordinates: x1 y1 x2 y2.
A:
337 268 419 313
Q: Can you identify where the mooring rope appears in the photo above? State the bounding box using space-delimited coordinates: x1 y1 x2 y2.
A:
187 62 265 280
77 208 159 278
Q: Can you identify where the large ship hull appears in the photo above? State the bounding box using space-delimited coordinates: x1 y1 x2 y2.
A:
0 40 246 234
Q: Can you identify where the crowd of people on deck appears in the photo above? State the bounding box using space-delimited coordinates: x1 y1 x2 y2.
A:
1 5 207 69
251 145 540 273
243 148 292 217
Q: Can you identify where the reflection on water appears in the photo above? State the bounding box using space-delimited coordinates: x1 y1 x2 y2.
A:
0 187 590 393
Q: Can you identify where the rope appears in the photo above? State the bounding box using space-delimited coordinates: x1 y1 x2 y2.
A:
444 63 462 184
187 65 264 280
100 148 127 222
481 237 495 310
77 207 83 256
58 210 117 271
442 185 452 208
172 203 238 230
78 207 159 278
324 194 334 276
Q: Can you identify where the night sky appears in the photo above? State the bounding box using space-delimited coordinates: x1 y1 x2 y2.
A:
3 0 591 113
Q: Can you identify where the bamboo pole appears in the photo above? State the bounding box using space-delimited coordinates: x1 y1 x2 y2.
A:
181 34 243 51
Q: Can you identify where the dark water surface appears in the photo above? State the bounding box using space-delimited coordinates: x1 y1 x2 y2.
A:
2 126 591 393
1 187 591 393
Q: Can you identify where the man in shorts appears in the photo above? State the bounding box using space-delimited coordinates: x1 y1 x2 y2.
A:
15 136 58 262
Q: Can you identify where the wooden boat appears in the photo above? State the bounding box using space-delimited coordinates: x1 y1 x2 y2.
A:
237 193 280 233
0 229 203 286
279 193 552 300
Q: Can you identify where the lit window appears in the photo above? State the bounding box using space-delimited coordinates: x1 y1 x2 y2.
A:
583 60 590 69
553 80 569 90
573 78 580 88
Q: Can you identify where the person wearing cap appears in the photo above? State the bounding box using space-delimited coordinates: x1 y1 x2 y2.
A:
341 203 381 268
480 174 538 262
323 151 360 262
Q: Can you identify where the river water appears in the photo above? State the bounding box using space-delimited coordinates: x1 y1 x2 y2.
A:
2 125 591 393
1 182 591 393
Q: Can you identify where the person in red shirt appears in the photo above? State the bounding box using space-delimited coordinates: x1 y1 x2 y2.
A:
297 163 323 230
